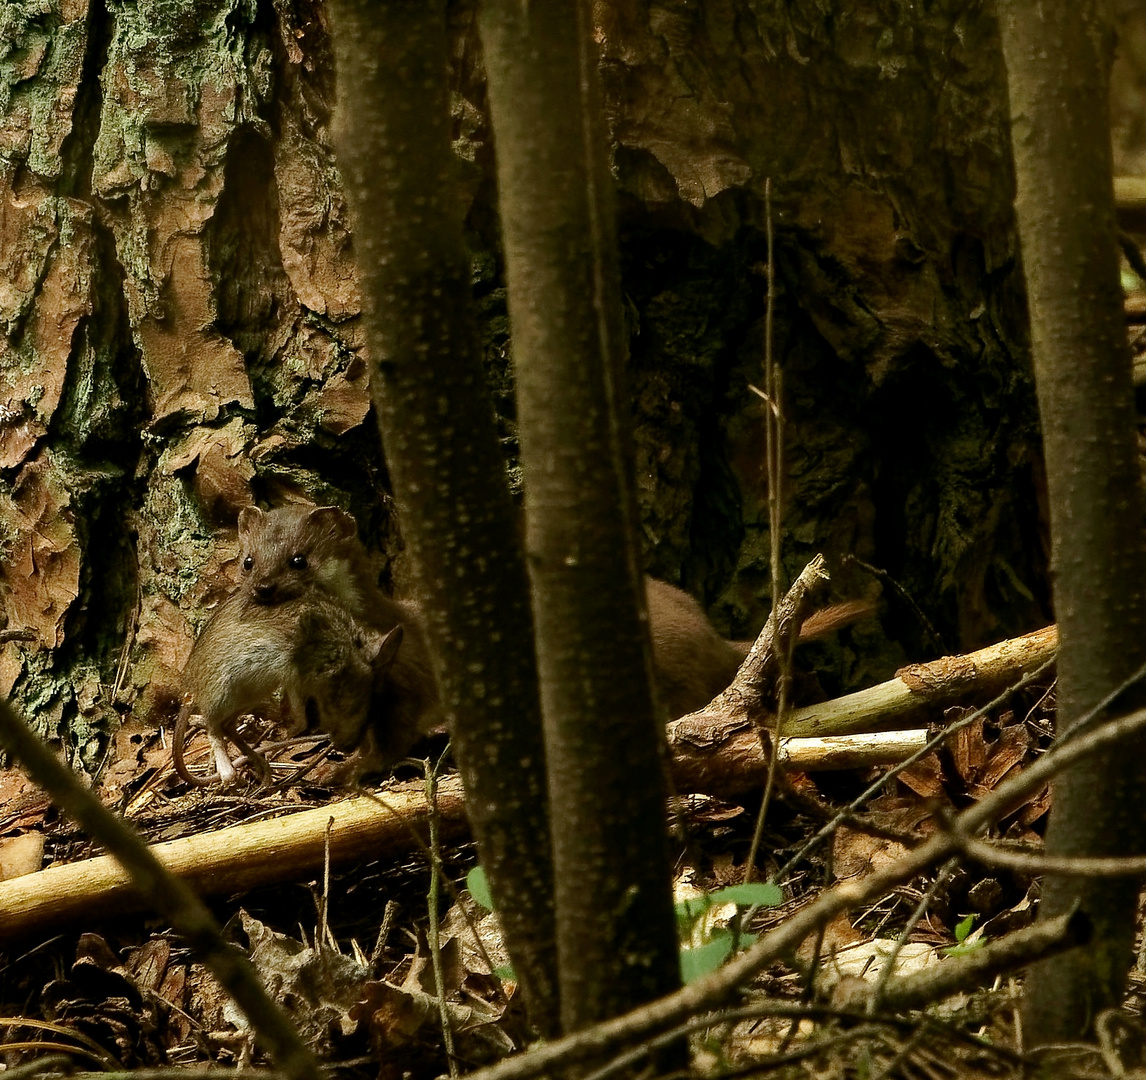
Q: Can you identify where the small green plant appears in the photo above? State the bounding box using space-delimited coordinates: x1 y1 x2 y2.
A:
468 867 783 983
676 882 782 982
944 912 985 957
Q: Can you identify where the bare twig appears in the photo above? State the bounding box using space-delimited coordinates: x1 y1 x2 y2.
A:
867 860 957 1013
318 816 333 949
951 833 1146 877
727 555 831 713
842 554 948 654
110 575 142 707
425 751 459 1078
747 173 786 883
0 697 320 1080
372 898 399 965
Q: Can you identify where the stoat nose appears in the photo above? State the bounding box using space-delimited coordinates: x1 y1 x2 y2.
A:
253 582 278 604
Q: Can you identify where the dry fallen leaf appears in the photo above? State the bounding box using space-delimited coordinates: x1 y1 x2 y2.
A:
0 831 44 879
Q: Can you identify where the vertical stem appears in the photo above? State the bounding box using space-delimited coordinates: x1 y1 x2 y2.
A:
479 0 681 1035
745 179 786 883
329 0 559 1035
997 0 1146 1044
425 758 458 1076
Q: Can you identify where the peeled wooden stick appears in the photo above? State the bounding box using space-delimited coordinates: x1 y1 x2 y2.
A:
778 730 929 770
783 623 1057 738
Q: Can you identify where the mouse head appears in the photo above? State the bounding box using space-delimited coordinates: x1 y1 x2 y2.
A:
300 618 404 752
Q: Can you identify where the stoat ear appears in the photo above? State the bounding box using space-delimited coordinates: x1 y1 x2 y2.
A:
237 505 265 541
368 624 405 668
308 506 359 542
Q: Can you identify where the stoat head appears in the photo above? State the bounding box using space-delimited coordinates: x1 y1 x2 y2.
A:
237 504 367 610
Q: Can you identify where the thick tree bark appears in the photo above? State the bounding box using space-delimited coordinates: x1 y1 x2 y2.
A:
479 0 682 1035
560 0 1043 668
327 0 558 1037
997 0 1146 1046
0 0 380 756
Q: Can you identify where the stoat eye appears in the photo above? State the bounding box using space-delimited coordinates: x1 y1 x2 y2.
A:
242 555 254 572
290 553 308 570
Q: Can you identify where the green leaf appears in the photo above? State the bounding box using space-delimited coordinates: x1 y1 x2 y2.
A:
944 937 986 958
675 896 712 925
680 935 734 982
707 883 783 909
675 882 782 931
954 913 975 944
679 930 758 982
468 865 494 910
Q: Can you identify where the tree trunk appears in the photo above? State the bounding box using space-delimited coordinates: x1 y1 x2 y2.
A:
528 0 1043 670
479 0 682 1034
326 0 559 1038
998 0 1146 1046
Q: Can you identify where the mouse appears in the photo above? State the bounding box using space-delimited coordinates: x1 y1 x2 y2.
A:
171 593 392 787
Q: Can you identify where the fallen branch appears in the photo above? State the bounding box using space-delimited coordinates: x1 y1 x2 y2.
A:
779 730 929 771
724 554 831 713
668 717 930 796
0 775 466 943
667 623 1057 787
786 624 1057 737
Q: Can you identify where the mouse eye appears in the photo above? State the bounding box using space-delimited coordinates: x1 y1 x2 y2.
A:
242 555 254 572
290 553 308 570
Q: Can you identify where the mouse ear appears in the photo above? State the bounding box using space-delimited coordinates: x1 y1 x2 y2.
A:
308 506 359 542
297 605 324 636
368 624 404 667
237 505 265 540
